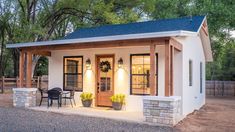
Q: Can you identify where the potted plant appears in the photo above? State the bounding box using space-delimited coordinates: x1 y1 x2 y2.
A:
110 94 125 110
80 92 93 107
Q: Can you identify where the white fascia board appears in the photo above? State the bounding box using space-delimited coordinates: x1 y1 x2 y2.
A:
180 31 198 36
196 16 207 34
6 30 197 48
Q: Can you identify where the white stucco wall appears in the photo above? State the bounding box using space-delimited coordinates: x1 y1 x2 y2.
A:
175 36 206 116
48 45 166 112
173 50 183 97
48 35 206 114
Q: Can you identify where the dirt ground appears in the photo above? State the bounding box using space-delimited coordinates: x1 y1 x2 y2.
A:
0 93 13 107
175 96 235 132
0 93 235 132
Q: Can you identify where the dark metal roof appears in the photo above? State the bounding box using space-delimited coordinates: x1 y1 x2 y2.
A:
6 15 206 49
64 15 206 39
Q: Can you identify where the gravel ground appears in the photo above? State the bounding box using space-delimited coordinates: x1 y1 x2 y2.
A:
2 93 235 132
0 107 172 132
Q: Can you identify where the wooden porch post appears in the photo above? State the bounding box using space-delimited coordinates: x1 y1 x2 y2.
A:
170 45 174 96
165 38 182 96
26 52 32 88
19 51 25 87
165 40 171 96
150 43 156 95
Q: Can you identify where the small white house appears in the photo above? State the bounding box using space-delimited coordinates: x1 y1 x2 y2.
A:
7 15 212 126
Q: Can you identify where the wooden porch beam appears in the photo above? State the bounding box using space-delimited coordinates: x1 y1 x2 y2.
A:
150 42 156 96
22 38 169 52
19 51 25 87
26 52 32 88
32 51 51 56
170 38 182 51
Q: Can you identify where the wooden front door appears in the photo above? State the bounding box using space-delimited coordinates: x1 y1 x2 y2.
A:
96 55 114 107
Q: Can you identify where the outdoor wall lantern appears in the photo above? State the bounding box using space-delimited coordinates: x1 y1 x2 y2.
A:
86 58 91 70
118 58 123 68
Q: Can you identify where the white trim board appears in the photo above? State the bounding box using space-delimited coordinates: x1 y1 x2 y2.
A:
7 30 197 48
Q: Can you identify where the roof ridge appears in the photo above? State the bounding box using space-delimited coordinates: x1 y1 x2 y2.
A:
63 15 206 40
75 15 206 31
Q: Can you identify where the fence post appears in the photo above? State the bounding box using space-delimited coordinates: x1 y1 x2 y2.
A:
234 87 235 96
234 82 235 96
1 76 5 93
16 77 19 88
222 81 224 96
40 76 41 88
213 80 216 96
37 76 40 88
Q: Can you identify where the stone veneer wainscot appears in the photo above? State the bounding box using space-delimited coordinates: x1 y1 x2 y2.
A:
143 96 181 126
13 88 38 107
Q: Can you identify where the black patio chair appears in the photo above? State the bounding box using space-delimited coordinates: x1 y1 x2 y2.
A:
38 88 48 106
47 87 62 108
62 87 76 107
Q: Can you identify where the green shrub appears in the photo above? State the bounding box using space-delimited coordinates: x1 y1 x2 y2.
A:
80 92 93 101
110 94 125 104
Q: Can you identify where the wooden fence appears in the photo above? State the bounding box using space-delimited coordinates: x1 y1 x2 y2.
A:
0 76 48 93
206 81 235 96
1 77 234 96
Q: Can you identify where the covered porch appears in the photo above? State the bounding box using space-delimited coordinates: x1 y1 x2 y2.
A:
18 37 182 97
13 37 183 126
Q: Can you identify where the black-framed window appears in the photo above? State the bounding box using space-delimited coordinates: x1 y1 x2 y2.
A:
200 62 203 93
130 54 158 95
63 56 83 91
189 60 193 86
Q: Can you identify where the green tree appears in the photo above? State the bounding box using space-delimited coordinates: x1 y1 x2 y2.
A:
0 0 150 77
147 0 235 81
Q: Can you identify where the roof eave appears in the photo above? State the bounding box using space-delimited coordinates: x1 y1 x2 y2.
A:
6 30 197 49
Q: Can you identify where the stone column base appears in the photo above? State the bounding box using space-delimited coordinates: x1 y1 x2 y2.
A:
13 88 38 107
143 96 181 126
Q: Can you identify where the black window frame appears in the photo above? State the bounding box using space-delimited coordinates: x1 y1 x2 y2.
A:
130 53 158 96
63 56 83 92
189 59 193 86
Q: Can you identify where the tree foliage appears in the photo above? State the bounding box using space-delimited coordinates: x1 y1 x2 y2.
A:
0 0 149 77
146 0 235 80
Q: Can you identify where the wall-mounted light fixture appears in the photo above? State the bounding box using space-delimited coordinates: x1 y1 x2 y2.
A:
118 58 123 68
86 58 91 70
